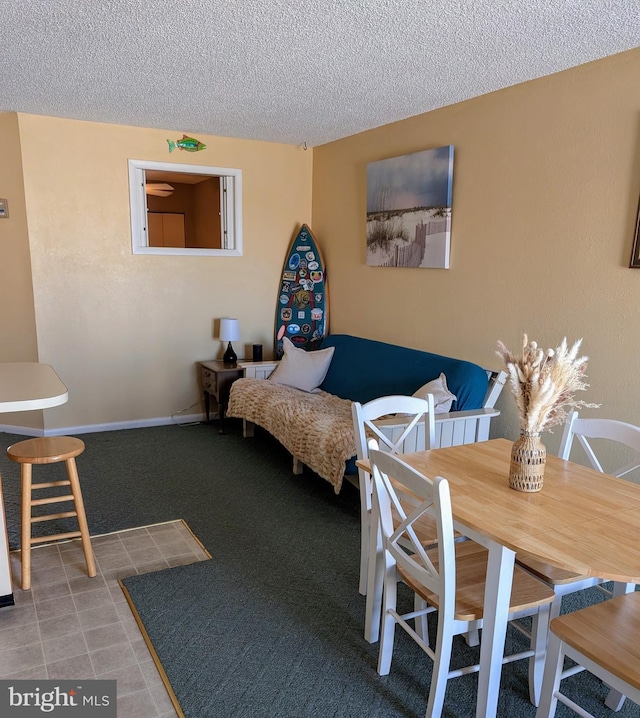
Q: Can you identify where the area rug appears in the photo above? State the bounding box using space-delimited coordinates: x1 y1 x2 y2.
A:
122 546 632 718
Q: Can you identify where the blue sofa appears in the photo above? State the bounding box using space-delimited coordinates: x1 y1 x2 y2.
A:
228 334 506 492
319 334 490 410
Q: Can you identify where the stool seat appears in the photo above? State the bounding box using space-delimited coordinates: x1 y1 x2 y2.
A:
7 436 85 464
6 435 95 590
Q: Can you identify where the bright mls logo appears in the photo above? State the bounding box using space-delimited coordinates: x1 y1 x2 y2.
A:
0 681 116 716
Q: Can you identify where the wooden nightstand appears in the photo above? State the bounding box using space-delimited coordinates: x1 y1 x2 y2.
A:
199 361 244 434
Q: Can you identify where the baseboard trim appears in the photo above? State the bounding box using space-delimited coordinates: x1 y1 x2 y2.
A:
0 413 205 437
0 425 42 438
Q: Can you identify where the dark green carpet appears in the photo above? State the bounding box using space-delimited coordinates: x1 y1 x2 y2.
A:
1 423 637 717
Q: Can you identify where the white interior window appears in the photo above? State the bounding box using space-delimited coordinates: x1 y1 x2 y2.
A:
128 159 242 256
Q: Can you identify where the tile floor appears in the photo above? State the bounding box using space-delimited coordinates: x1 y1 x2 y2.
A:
0 520 210 717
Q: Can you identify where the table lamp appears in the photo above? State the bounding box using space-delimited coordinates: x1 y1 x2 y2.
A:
219 318 240 365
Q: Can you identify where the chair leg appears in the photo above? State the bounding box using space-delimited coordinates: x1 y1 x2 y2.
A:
65 458 96 578
603 582 635 710
414 594 429 643
604 690 626 712
464 628 480 647
425 617 454 718
377 564 398 676
365 516 384 643
535 631 564 718
529 603 551 706
359 507 370 596
20 464 32 590
358 469 373 596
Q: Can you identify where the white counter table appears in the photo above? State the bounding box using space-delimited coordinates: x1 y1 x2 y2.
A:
0 363 68 605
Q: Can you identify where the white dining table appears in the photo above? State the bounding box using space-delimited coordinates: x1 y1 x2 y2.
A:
0 363 68 604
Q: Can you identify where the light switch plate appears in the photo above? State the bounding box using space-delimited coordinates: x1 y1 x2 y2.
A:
0 199 8 218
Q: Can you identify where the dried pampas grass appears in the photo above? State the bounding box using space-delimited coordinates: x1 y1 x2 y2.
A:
496 334 599 434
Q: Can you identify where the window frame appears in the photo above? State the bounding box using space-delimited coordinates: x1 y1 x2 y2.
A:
128 159 243 256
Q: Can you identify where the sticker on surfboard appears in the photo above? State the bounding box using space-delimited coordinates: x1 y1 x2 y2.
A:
274 224 328 358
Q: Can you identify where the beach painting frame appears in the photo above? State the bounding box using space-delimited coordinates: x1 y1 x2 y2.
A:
629 194 640 267
366 145 454 268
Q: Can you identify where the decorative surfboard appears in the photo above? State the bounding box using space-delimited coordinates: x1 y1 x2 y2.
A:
275 224 329 358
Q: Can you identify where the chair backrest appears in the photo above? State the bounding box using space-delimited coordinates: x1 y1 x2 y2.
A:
368 446 456 618
352 394 436 461
559 411 640 478
352 395 436 512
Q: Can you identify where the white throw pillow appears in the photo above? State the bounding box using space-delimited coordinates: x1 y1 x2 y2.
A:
268 337 335 393
412 373 457 413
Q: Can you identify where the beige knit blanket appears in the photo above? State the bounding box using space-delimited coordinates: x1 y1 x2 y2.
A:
227 378 356 493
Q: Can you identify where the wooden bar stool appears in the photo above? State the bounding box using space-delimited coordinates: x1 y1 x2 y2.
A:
7 436 96 590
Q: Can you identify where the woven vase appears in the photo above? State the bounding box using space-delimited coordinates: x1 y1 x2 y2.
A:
509 431 546 492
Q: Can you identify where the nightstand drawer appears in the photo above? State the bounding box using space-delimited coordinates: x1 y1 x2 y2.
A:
201 368 218 392
198 360 244 434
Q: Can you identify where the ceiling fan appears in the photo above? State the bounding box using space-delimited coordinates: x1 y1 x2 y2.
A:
145 182 174 197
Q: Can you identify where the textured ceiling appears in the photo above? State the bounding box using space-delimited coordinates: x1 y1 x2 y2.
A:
1 1 638 147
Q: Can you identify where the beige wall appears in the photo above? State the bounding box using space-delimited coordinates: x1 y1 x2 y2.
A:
4 48 640 444
312 48 640 453
0 113 42 430
12 115 312 431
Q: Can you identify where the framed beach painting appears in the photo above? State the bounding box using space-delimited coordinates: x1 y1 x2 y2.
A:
366 145 454 268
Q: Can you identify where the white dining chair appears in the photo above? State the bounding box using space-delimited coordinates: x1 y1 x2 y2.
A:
516 410 640 710
535 591 640 718
352 394 436 643
369 447 555 717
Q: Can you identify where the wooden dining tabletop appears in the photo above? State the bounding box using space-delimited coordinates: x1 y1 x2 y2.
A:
360 437 640 584
358 437 640 718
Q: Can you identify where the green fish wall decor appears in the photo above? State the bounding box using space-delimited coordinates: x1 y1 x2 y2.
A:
167 135 207 153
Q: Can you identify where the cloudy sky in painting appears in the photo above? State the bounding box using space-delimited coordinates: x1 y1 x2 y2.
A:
366 145 453 212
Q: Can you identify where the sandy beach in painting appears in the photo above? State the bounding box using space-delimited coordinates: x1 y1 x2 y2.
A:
366 208 450 268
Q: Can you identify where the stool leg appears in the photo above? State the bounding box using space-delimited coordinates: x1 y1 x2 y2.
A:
65 458 96 579
20 464 32 590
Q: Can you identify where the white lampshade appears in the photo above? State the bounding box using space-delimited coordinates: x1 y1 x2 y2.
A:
219 318 240 342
